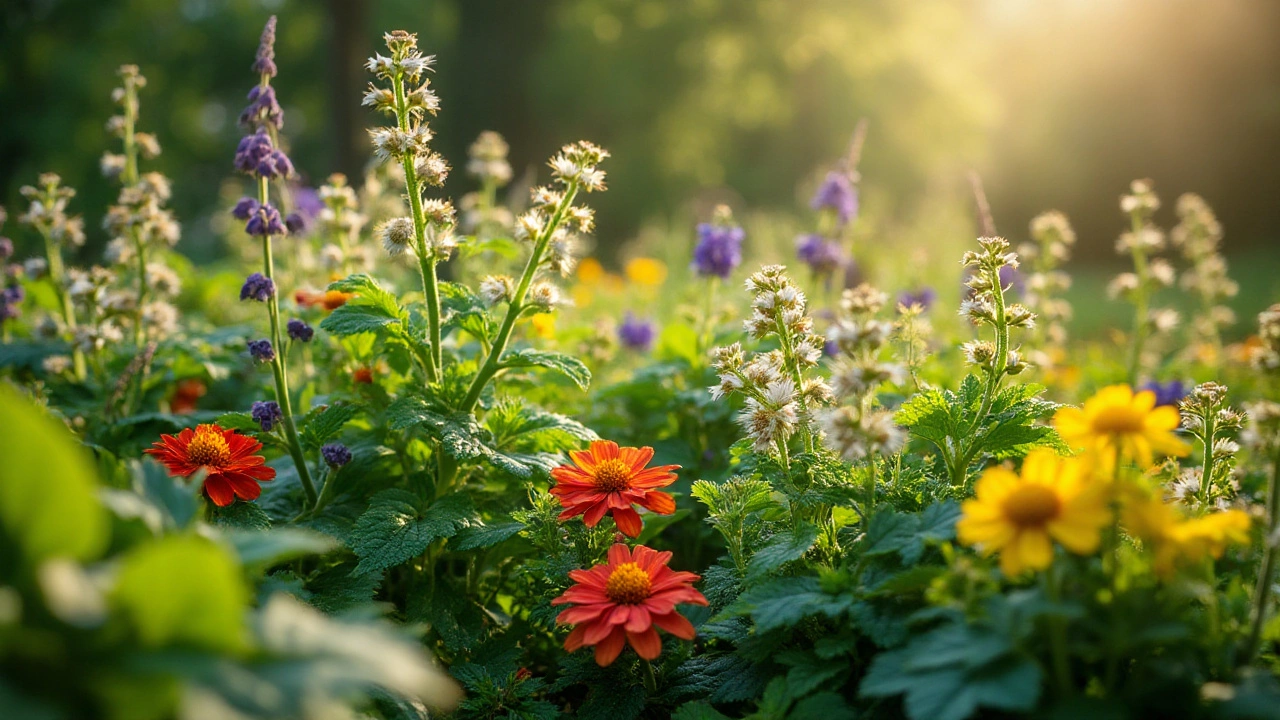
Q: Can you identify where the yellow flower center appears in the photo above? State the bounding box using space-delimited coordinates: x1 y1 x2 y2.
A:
605 562 652 605
1002 484 1062 527
592 458 633 492
187 425 231 467
1090 405 1145 434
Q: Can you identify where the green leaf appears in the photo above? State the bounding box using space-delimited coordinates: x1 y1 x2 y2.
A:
209 500 272 530
214 411 260 434
672 701 732 720
864 508 920 557
448 521 524 551
729 577 848 633
746 523 818 580
0 386 108 563
776 649 845 698
321 303 405 336
350 491 475 575
111 535 249 653
500 349 591 391
299 402 361 450
327 273 403 317
224 528 338 570
656 322 700 366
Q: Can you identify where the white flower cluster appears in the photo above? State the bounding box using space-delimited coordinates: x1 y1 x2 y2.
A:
18 174 86 248
710 265 830 454
960 236 1035 377
1114 180 1181 367
316 173 370 270
1172 193 1238 346
1020 211 1075 358
461 131 516 236
1173 382 1246 510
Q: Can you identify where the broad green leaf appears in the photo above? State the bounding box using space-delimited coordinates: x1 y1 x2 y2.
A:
350 491 475 575
299 402 361 449
327 273 403 317
0 386 108 564
321 303 405 336
746 522 819 580
111 535 249 653
500 349 591 391
224 528 338 570
864 508 919 557
448 521 524 551
209 500 272 530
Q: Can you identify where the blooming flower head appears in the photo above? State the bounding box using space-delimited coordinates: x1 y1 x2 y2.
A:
286 318 314 342
251 400 283 432
170 378 207 415
145 424 276 506
1140 379 1187 408
1121 483 1251 576
957 449 1111 577
240 272 276 302
247 338 275 363
624 257 667 287
296 288 353 312
251 15 278 78
552 543 707 666
321 442 352 468
692 222 744 279
618 313 656 352
1054 385 1191 468
810 171 858 226
897 287 937 312
550 440 679 537
795 234 844 276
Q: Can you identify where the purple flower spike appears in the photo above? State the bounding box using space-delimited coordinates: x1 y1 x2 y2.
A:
240 84 283 130
796 234 844 276
618 313 656 352
252 16 278 78
232 197 261 220
321 442 352 468
240 272 276 302
692 223 744 279
287 318 314 342
897 287 937 312
810 171 858 226
251 400 283 432
247 338 275 363
1142 379 1188 408
245 204 286 237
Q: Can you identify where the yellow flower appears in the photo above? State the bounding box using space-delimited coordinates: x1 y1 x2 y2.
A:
624 257 667 287
531 313 556 339
957 450 1111 577
1053 385 1190 468
577 258 606 285
1121 485 1251 576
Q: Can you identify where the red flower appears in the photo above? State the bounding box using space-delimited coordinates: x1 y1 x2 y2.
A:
296 288 354 311
552 543 707 666
550 440 678 537
145 424 276 506
169 378 207 415
353 366 374 384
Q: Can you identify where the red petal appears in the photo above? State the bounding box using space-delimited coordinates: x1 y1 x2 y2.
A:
627 627 663 660
203 476 235 506
583 618 615 645
607 543 632 566
623 446 655 473
594 627 627 666
639 491 676 515
651 611 696 640
222 472 262 501
606 605 631 625
624 605 651 633
590 440 620 461
584 501 609 527
564 625 587 652
557 604 611 624
612 507 643 537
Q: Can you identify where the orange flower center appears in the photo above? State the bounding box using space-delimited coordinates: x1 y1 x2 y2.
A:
187 425 231 467
1002 484 1062 527
605 562 652 605
1091 405 1145 434
593 458 633 492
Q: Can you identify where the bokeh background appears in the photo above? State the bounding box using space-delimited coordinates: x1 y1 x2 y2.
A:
2 0 1279 333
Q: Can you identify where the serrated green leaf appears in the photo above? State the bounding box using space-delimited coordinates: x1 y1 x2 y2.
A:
208 501 272 530
501 349 591 391
746 523 818 580
448 521 525 551
224 528 338 569
350 490 476 575
214 411 260 433
865 509 919 557
320 303 405 336
729 577 849 632
299 402 361 449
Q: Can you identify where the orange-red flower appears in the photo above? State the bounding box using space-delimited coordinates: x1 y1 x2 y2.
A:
169 378 207 415
145 424 276 506
552 543 707 666
550 440 678 537
295 288 354 311
353 366 375 384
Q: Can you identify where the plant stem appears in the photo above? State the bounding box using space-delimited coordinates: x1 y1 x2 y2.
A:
975 261 1009 425
459 183 579 413
1198 409 1216 504
1244 451 1280 663
40 227 86 380
119 73 149 349
392 67 441 381
1125 211 1150 385
257 176 317 508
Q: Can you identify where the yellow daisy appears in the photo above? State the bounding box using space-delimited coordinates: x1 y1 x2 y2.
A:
957 449 1110 577
624 257 667 287
1053 385 1190 468
1120 485 1251 576
531 313 556 339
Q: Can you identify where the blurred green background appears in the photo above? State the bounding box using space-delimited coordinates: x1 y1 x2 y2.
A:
2 0 1279 324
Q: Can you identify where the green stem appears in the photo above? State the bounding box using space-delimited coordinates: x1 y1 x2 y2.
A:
775 312 813 453
1125 212 1150 385
975 261 1009 425
1198 410 1216 504
258 176 317 509
40 228 86 380
392 67 441 381
1244 451 1280 663
459 183 579 413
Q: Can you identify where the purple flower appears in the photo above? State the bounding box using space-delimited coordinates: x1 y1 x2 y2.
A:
810 171 858 226
232 197 261 220
692 223 744 279
284 186 323 237
234 131 275 175
285 212 309 235
240 272 276 302
0 237 12 262
256 148 293 180
999 265 1024 296
1142 379 1188 408
251 400 283 432
247 338 275 363
287 318 314 342
0 287 20 322
252 16 278 78
245 204 286 237
795 234 844 275
321 442 352 468
897 287 937 312
823 338 839 357
618 313 656 352
3 285 24 305
240 84 283 130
